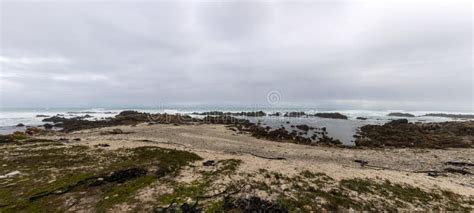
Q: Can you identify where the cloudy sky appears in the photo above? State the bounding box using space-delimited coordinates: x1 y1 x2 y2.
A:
0 1 472 111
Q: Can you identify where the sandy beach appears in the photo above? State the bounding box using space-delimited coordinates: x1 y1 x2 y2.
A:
1 120 472 212
48 123 474 196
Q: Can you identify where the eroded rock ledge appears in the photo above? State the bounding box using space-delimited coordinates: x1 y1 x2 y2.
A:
355 119 474 148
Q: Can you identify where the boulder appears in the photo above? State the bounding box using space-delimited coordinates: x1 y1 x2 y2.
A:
43 123 53 129
313 113 348 120
387 112 415 117
386 119 409 126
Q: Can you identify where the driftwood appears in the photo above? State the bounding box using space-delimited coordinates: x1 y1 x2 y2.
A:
444 161 474 167
135 139 188 147
443 168 472 175
354 160 473 177
244 152 286 160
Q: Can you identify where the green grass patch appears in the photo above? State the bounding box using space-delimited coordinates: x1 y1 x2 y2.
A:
0 145 202 212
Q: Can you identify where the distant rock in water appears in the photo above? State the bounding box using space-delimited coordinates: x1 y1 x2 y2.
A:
356 117 367 120
42 116 68 123
233 111 266 117
35 115 49 118
355 120 474 148
423 113 474 119
16 123 25 127
387 112 415 117
284 112 306 117
194 111 266 117
312 113 348 120
268 112 281 116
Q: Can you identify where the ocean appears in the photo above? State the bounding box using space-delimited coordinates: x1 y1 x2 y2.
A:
1 106 472 145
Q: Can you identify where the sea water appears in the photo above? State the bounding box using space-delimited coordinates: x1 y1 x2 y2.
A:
0 106 471 145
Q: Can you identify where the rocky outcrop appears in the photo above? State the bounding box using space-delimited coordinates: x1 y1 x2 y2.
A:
195 111 266 117
40 111 342 146
387 112 415 117
42 111 198 132
284 112 306 117
295 124 312 131
355 120 474 148
423 113 474 119
201 115 340 146
312 113 348 120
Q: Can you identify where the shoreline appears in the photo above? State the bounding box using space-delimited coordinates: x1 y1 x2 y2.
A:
2 110 474 146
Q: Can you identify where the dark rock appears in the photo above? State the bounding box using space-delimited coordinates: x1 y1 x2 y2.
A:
104 168 147 183
25 127 46 135
386 119 409 126
387 112 415 117
180 202 201 213
356 117 368 120
96 143 110 147
355 121 474 148
443 168 472 175
110 128 123 134
284 112 305 117
235 111 266 117
427 171 443 177
16 123 25 127
354 160 368 166
42 116 68 123
424 113 474 119
35 115 49 117
223 196 288 212
100 128 126 135
295 124 310 131
316 135 342 146
444 161 474 167
202 160 215 166
43 123 53 129
313 113 348 120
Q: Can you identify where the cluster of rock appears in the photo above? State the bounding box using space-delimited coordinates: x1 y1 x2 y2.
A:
193 111 266 117
35 110 345 146
355 119 474 148
42 111 199 132
194 111 349 119
387 112 416 117
310 113 348 119
423 113 474 119
202 116 341 146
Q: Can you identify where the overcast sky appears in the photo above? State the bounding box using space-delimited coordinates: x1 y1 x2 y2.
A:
0 1 472 111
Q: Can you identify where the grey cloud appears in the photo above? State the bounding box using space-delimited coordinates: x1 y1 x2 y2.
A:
0 1 472 111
